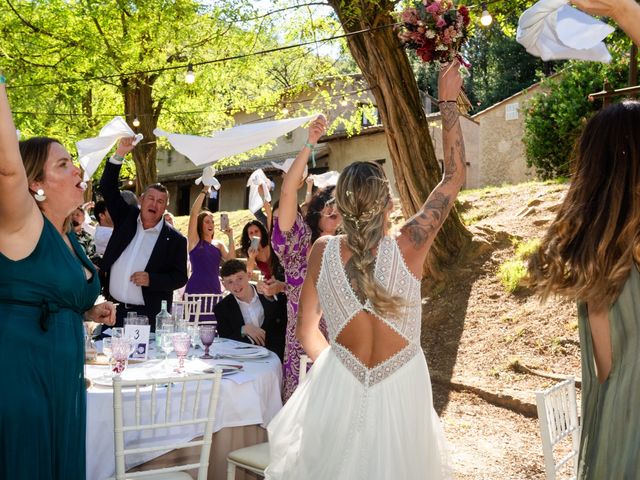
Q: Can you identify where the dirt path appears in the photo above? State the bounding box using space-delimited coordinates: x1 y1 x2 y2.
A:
418 181 579 479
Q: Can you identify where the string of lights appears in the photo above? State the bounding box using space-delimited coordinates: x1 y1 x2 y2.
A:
7 0 505 90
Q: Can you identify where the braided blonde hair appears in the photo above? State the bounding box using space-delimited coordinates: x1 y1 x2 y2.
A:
336 162 405 318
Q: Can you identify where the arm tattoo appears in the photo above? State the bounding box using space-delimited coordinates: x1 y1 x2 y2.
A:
402 192 451 249
440 102 460 132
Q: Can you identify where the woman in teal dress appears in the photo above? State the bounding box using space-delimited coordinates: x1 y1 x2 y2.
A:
527 2 640 474
0 73 117 479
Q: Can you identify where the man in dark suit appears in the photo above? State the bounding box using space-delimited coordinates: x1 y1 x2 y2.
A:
99 137 188 330
215 259 286 361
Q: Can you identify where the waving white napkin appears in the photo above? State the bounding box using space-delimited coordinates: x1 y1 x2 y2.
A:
516 0 615 62
154 113 318 167
247 169 272 213
195 166 221 190
270 157 309 179
76 117 143 181
310 170 339 189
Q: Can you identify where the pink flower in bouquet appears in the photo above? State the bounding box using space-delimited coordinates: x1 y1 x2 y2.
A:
401 7 419 24
425 1 441 14
436 16 447 28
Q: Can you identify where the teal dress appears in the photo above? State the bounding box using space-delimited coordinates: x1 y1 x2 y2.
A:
577 265 640 479
0 217 99 480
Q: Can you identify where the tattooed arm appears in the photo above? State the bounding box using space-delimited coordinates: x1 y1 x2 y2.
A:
296 236 330 360
398 61 466 277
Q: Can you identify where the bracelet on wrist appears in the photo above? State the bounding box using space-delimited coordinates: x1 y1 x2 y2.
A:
112 153 125 162
0 74 6 85
304 142 316 168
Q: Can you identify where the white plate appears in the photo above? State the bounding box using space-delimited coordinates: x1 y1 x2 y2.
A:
203 364 244 376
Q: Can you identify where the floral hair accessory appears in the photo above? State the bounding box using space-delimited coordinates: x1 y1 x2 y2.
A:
398 0 471 66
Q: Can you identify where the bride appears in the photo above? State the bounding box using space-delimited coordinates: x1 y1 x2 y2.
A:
265 61 464 479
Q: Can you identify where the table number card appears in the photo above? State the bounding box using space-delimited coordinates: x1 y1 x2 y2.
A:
125 324 151 360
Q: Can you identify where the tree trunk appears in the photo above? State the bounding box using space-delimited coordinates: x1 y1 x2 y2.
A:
327 2 471 278
123 76 159 194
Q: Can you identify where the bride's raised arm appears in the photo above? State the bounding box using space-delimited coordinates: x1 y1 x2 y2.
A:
397 61 466 276
0 74 41 240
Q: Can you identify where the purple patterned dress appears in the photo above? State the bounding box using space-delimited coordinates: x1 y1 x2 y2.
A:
272 212 327 401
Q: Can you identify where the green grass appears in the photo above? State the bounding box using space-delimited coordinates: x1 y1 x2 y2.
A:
498 238 540 293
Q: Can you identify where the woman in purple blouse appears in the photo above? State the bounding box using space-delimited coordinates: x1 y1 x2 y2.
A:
271 115 342 401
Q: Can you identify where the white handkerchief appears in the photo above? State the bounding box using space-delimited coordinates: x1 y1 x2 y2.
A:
311 170 339 189
270 157 309 179
195 166 221 190
246 169 272 213
516 0 614 62
76 116 143 181
154 113 318 167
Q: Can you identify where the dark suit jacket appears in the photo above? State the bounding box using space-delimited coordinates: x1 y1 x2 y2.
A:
99 160 188 327
214 290 287 361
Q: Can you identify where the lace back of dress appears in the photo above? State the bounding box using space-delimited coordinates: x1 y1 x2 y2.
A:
317 236 421 387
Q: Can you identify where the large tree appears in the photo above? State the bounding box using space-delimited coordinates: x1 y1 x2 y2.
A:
325 0 470 277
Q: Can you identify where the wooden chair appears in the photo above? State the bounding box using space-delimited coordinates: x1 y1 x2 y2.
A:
112 370 222 479
535 377 580 480
171 299 201 325
226 355 311 479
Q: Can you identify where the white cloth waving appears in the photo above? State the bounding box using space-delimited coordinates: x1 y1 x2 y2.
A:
195 166 221 190
154 114 318 167
310 171 339 189
76 117 143 181
516 0 615 62
247 169 272 214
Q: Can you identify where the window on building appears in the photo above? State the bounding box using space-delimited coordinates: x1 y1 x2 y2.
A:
505 102 519 121
360 104 381 127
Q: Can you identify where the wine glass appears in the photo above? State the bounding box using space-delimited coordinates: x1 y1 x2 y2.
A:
111 337 132 376
199 325 216 359
102 337 113 364
172 333 191 375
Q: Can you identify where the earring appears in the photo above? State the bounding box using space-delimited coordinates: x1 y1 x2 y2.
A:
34 189 46 202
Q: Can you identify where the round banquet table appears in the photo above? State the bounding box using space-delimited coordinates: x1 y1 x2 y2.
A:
85 339 282 480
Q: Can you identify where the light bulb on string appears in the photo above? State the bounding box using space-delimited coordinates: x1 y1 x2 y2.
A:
132 116 140 127
185 63 196 84
480 3 493 26
281 106 289 115
340 96 348 107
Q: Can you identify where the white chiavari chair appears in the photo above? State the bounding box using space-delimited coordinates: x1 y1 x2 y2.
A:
112 370 222 480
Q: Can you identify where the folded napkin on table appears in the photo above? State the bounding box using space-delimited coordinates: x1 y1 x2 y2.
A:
516 0 615 62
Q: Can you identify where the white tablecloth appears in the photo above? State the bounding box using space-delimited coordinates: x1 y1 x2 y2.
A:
85 340 282 480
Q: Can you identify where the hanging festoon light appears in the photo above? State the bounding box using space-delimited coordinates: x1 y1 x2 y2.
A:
480 2 493 26
281 106 289 115
340 96 348 107
185 63 196 84
132 116 140 127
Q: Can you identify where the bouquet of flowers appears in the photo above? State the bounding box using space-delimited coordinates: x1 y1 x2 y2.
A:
398 0 471 65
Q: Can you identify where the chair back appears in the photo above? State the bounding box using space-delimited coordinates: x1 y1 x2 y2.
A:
299 354 311 383
184 293 224 325
535 377 580 480
113 370 223 480
172 299 201 324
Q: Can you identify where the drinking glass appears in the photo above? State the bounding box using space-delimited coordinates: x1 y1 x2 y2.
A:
111 337 132 375
199 325 216 359
172 333 191 374
136 315 149 326
111 327 125 339
160 330 175 360
125 312 137 325
187 324 201 354
102 337 113 364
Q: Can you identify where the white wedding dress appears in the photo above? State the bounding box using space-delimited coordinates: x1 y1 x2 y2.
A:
265 236 451 480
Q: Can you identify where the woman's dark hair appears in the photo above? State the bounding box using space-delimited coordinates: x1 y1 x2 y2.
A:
305 185 336 244
196 210 214 241
528 100 640 306
240 220 270 256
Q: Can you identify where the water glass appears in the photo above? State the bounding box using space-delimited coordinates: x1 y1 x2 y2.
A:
111 327 125 339
199 325 216 359
102 337 113 363
172 333 191 374
160 330 175 359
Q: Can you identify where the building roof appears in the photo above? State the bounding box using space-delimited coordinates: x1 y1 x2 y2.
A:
472 73 562 119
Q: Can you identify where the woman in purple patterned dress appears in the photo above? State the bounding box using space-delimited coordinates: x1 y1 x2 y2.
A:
271 115 342 401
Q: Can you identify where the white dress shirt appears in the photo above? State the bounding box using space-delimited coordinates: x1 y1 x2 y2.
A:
109 216 163 305
93 225 113 256
236 286 265 328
